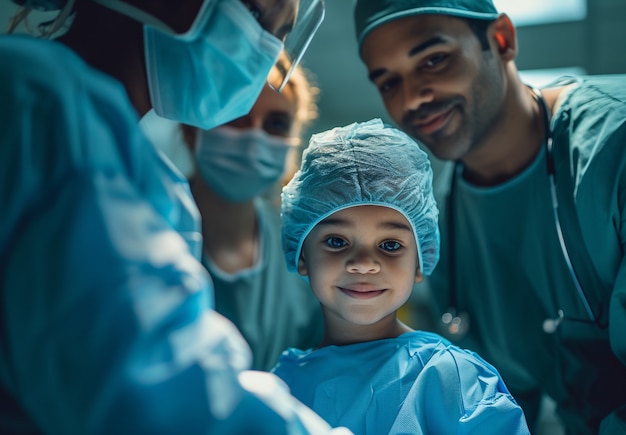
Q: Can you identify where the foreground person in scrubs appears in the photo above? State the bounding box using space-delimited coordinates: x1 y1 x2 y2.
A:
273 119 529 435
0 0 353 433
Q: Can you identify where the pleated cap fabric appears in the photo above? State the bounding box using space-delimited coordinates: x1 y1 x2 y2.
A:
281 118 440 276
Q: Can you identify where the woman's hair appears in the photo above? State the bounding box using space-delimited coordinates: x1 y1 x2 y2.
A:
268 52 320 190
269 51 319 139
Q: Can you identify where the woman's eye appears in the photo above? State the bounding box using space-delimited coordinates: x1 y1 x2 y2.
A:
264 116 292 136
325 237 347 249
380 241 401 252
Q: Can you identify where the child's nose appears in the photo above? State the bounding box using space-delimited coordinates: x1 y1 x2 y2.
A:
346 250 380 274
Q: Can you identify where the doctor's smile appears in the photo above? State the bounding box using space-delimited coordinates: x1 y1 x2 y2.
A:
411 106 456 135
404 98 463 139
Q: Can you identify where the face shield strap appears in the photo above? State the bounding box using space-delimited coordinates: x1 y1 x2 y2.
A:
271 0 325 93
7 6 33 34
90 0 175 34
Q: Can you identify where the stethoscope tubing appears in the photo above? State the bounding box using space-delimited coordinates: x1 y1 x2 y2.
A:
443 86 601 336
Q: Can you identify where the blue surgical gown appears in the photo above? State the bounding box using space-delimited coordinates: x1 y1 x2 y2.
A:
272 331 530 435
0 34 350 434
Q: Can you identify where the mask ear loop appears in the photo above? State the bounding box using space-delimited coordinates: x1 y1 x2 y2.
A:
38 0 76 38
7 6 33 34
7 0 75 38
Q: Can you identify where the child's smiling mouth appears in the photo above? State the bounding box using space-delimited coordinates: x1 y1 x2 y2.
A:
338 286 387 299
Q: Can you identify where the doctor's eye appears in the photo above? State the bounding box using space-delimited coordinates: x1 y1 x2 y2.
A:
422 53 449 70
240 0 264 22
380 240 402 252
377 76 400 95
325 237 348 249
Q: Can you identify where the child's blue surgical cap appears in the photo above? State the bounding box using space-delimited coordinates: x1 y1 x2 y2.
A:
281 118 440 276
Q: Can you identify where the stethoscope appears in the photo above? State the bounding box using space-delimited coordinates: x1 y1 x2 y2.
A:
441 86 607 338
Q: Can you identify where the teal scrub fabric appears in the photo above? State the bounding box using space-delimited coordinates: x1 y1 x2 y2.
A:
428 75 626 434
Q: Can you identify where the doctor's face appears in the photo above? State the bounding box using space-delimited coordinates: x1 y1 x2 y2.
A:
360 14 506 162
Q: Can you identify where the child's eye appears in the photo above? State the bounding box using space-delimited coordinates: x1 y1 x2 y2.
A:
380 240 401 252
325 237 347 249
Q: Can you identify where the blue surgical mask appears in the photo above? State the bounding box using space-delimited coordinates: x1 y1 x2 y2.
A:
143 0 283 129
195 126 294 202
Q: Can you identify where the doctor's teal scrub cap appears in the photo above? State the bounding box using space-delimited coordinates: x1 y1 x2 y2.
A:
281 118 440 276
354 0 499 50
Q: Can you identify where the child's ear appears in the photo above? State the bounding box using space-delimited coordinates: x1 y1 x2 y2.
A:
297 253 309 277
414 267 424 283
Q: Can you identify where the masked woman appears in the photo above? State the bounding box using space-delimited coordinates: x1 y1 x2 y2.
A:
144 56 323 370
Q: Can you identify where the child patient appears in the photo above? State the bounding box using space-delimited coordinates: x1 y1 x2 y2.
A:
273 119 529 435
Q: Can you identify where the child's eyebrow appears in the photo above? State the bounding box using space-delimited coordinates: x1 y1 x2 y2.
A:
317 218 412 232
379 221 412 232
317 218 351 227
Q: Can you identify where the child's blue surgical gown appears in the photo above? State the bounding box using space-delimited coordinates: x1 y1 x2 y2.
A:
273 331 530 435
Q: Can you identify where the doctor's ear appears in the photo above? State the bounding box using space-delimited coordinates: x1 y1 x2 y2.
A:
490 14 517 60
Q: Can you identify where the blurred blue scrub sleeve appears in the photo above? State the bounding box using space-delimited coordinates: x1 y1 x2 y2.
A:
273 331 529 435
0 35 351 435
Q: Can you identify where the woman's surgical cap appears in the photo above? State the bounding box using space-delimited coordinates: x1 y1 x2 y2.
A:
354 0 499 52
281 118 440 276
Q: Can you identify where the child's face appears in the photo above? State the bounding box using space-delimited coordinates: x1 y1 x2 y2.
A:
298 205 423 330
